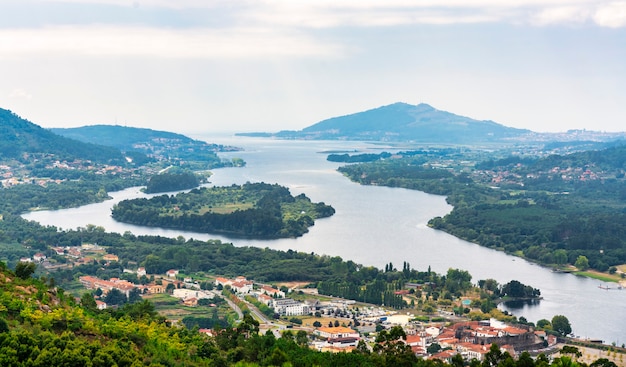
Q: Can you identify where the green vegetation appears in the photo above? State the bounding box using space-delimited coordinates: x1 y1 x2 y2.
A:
1 110 246 219
0 215 343 282
51 124 243 170
0 108 127 164
112 182 335 238
144 169 202 193
338 144 626 273
0 174 145 214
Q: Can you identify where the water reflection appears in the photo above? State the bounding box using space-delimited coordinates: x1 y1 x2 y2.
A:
502 299 541 310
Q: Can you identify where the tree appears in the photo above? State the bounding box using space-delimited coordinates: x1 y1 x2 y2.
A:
128 288 142 304
574 255 590 271
590 358 618 367
104 288 127 306
537 319 552 330
427 343 442 354
0 318 8 333
561 346 582 358
483 343 504 367
15 261 36 279
80 293 98 312
551 356 578 367
451 353 464 367
552 315 572 336
295 330 308 346
554 249 568 265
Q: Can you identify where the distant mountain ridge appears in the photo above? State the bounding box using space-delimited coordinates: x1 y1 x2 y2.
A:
51 125 241 168
240 102 532 143
0 108 125 164
50 125 200 151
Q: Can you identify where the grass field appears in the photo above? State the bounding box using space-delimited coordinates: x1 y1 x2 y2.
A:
574 270 623 283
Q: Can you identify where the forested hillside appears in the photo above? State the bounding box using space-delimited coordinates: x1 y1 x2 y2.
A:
51 125 241 170
338 144 626 272
0 259 390 366
0 108 125 164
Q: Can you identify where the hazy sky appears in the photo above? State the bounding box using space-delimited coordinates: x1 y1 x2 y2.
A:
1 0 625 134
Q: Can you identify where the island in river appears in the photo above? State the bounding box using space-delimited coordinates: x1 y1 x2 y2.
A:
111 182 335 239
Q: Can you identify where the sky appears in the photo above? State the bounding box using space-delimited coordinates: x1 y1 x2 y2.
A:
1 0 625 134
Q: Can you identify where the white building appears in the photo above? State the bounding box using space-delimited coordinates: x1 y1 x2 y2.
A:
172 289 213 300
272 298 310 316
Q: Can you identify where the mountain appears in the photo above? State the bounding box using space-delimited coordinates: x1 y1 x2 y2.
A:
0 108 125 164
50 125 239 166
242 102 532 143
51 125 204 151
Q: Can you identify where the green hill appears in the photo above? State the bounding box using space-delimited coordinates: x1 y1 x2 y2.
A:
0 108 125 164
0 259 397 366
243 102 531 143
50 125 239 168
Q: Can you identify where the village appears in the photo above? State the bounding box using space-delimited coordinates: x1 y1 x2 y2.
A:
19 243 569 365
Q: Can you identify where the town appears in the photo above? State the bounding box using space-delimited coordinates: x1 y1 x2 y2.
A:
21 243 592 365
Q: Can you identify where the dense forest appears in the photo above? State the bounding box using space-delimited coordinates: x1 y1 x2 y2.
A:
144 170 202 193
112 182 335 238
0 108 128 165
0 175 146 214
338 145 626 272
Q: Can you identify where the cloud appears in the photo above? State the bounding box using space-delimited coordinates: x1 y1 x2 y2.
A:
9 88 33 100
234 0 626 28
593 1 626 27
531 6 592 25
10 0 626 29
0 26 342 59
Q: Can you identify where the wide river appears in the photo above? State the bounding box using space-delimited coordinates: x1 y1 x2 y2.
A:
23 136 625 345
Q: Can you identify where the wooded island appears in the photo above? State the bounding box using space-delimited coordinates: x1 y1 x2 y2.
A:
112 182 335 238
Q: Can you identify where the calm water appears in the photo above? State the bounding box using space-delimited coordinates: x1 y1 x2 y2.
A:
23 136 626 345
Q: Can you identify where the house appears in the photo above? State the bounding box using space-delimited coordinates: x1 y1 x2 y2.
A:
166 269 179 278
137 267 146 277
147 284 165 294
67 247 82 258
314 326 359 340
430 349 457 363
314 337 360 352
231 280 253 294
258 293 274 306
457 342 488 361
271 298 310 316
172 289 213 300
79 275 137 296
259 285 285 298
199 329 215 337
103 254 119 262
214 277 231 287
182 297 198 307
95 300 107 310
33 253 47 262
405 334 425 348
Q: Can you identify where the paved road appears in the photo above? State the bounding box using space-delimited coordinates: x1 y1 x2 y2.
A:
212 290 243 320
244 299 272 324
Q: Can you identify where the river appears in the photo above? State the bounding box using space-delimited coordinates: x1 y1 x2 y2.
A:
23 136 626 345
